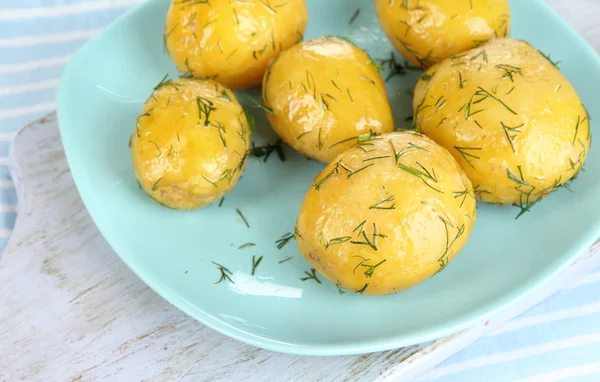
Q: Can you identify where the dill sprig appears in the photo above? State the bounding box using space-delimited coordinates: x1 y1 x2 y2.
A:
278 256 293 264
471 49 488 63
212 261 234 284
501 122 524 152
329 133 373 149
314 162 340 190
452 189 473 208
349 8 361 24
241 94 275 116
346 163 374 179
495 64 522 82
300 268 321 284
276 232 294 249
507 166 532 188
325 236 352 248
395 36 436 67
506 165 542 219
538 50 561 69
153 74 179 91
151 177 162 191
363 259 386 278
397 162 442 193
149 140 161 157
369 196 396 210
238 243 255 249
379 52 407 82
197 97 216 126
336 282 346 295
454 146 481 169
437 218 466 273
350 223 387 251
251 255 263 276
356 283 369 294
236 208 249 228
250 141 285 162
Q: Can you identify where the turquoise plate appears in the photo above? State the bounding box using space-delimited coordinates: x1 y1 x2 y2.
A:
57 0 600 355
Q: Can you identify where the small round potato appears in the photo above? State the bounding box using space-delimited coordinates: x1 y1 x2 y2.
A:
295 132 476 295
165 0 308 90
375 0 510 68
262 36 394 163
413 38 591 208
131 78 250 209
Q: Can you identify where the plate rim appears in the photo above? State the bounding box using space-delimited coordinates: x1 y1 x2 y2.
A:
57 0 600 355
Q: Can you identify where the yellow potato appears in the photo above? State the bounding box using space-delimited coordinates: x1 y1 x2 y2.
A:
413 38 591 211
262 36 394 163
295 132 476 295
375 0 510 68
131 78 250 209
165 0 308 90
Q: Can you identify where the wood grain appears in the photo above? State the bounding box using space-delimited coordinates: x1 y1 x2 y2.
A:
0 1 598 381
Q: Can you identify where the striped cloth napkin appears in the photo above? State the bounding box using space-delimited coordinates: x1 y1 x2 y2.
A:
1 1 599 380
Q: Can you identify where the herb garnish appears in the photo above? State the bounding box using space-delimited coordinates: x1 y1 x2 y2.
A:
212 261 234 284
276 232 295 249
300 268 321 283
236 208 249 228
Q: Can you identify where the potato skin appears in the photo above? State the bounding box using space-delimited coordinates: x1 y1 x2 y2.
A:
262 36 394 163
165 0 308 90
131 78 250 209
413 38 591 206
295 132 476 295
375 0 510 68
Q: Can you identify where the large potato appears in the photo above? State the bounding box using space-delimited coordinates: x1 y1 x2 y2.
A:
413 38 591 211
375 0 510 68
262 36 394 163
165 0 308 90
131 78 250 209
295 132 476 295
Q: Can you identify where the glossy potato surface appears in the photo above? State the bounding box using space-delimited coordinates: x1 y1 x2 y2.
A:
375 0 510 68
295 132 476 295
262 36 394 163
165 0 308 90
413 38 591 207
131 78 250 209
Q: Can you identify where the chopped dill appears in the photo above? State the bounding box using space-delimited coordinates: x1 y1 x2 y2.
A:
276 232 295 249
349 8 361 24
236 208 249 228
251 255 263 276
212 261 234 284
151 177 162 191
300 268 321 284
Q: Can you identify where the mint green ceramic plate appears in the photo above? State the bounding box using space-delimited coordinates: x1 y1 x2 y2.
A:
57 0 600 355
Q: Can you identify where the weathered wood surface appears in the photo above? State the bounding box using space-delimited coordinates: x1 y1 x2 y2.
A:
0 1 598 381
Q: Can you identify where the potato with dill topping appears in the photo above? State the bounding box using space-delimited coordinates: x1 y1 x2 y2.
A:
165 0 308 90
413 38 591 212
262 36 394 163
295 132 476 295
131 77 251 210
375 0 510 68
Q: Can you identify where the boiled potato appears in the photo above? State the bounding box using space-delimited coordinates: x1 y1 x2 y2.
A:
262 36 394 163
413 38 591 210
131 77 250 209
165 0 308 90
375 0 510 68
295 132 476 295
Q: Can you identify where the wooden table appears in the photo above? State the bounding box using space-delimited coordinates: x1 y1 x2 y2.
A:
1 1 599 381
